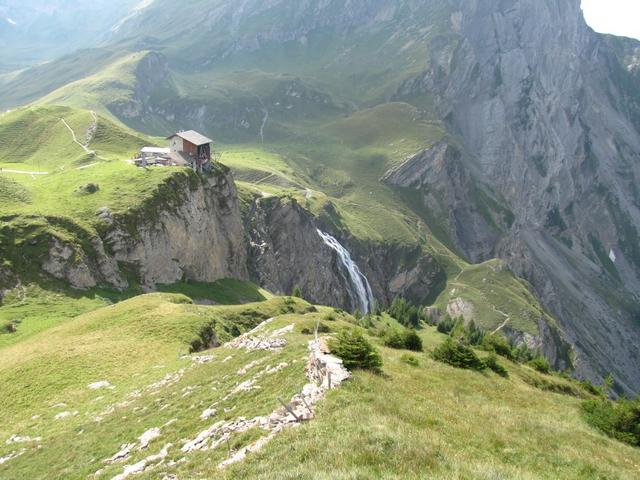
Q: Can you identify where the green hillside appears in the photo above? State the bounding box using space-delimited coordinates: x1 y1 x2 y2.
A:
0 105 178 238
0 285 637 479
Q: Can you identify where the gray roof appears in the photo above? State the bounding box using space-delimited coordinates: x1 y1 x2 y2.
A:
141 147 171 154
167 130 213 146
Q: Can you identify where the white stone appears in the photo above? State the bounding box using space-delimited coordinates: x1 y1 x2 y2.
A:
88 380 113 390
138 427 161 450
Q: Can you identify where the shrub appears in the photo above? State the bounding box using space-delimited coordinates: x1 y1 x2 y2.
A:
382 330 405 349
403 329 423 352
582 397 640 447
581 375 613 398
485 353 509 378
512 343 536 363
432 338 485 371
482 333 514 360
329 329 383 372
292 285 302 298
528 356 551 374
323 312 336 321
76 183 100 195
466 320 485 346
400 353 420 367
382 329 423 352
436 315 459 335
1 321 17 334
388 296 421 328
317 322 331 334
301 322 330 336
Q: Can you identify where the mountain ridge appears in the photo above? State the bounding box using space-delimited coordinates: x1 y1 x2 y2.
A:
1 0 639 395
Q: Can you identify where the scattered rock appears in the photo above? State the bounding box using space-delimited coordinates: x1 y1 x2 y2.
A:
183 337 350 469
270 324 294 337
6 434 42 445
88 380 113 390
225 336 287 352
236 358 266 376
111 444 172 480
139 427 161 450
54 411 77 420
200 408 217 420
0 449 25 465
107 444 135 464
191 355 214 364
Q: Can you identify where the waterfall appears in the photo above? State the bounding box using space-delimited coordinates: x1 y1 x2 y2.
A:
317 229 375 314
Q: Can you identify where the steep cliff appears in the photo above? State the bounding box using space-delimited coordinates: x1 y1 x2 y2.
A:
243 192 446 312
391 0 640 393
3 167 249 292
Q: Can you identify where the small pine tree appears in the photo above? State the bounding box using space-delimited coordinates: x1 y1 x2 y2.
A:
485 353 509 377
433 337 485 371
466 320 485 346
437 314 457 334
292 285 302 298
528 356 551 374
329 329 383 372
482 333 514 360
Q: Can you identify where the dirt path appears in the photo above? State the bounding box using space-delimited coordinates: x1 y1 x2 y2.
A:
491 306 510 333
0 169 49 176
60 118 94 155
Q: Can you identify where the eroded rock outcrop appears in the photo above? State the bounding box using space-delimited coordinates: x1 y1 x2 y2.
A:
37 167 248 290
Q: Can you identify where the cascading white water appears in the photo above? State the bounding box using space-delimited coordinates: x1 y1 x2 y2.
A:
317 229 375 314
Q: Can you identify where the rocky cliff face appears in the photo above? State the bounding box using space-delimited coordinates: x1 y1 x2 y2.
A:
42 167 249 290
243 193 446 311
391 0 640 394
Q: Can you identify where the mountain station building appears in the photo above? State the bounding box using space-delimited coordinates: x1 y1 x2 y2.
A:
136 130 214 171
167 130 213 171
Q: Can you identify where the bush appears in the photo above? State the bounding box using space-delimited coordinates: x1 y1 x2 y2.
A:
383 329 423 352
432 338 485 371
512 343 536 363
482 333 514 360
528 356 551 374
400 353 420 367
1 321 17 334
329 329 383 372
388 296 421 328
323 312 336 321
485 353 509 378
465 320 485 346
301 322 330 336
292 285 302 298
76 183 100 195
436 315 459 335
403 329 424 352
582 397 640 447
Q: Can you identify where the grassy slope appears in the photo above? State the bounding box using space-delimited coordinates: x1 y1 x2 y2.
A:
0 289 637 479
0 105 187 262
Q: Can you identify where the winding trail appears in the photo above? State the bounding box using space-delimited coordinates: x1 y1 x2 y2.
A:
60 118 92 154
491 306 510 334
0 169 49 175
